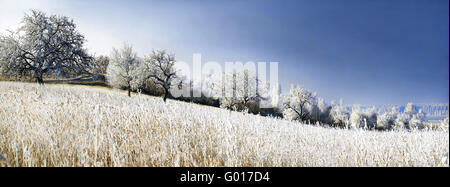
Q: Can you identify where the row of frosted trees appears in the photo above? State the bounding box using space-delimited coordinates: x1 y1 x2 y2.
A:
106 43 441 131
274 85 439 130
103 44 269 109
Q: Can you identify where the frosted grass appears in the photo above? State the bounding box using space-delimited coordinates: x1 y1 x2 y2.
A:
0 82 448 167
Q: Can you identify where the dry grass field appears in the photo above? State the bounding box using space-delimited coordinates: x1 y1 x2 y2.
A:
0 82 448 167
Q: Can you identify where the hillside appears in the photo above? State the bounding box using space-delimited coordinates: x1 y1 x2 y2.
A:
0 82 448 167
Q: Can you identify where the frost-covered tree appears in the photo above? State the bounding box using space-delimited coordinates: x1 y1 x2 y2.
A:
330 99 350 128
180 72 220 106
377 113 395 130
376 107 398 130
106 44 141 97
215 72 239 110
269 84 284 116
317 97 332 124
305 96 320 124
282 85 316 122
235 70 267 113
392 103 427 130
410 109 426 129
140 50 177 102
404 102 416 116
364 107 378 129
350 106 364 129
0 34 25 78
211 70 267 113
199 72 216 99
271 83 282 108
0 10 92 84
350 106 377 129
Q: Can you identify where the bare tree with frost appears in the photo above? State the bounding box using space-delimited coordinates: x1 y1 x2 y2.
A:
0 10 92 84
350 106 364 129
106 44 141 97
140 50 177 102
317 97 332 124
282 85 316 122
330 99 350 128
211 70 267 113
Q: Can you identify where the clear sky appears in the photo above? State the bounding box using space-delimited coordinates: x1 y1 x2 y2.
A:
0 0 448 105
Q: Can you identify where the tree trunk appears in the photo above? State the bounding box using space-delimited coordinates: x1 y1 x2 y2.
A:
36 77 44 85
163 88 168 102
128 86 131 97
299 104 306 122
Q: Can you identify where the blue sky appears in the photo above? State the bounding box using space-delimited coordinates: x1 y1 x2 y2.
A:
0 0 448 105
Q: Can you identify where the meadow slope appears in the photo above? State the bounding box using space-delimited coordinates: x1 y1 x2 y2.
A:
0 82 448 167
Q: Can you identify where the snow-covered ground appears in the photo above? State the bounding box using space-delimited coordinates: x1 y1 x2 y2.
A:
0 82 448 167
